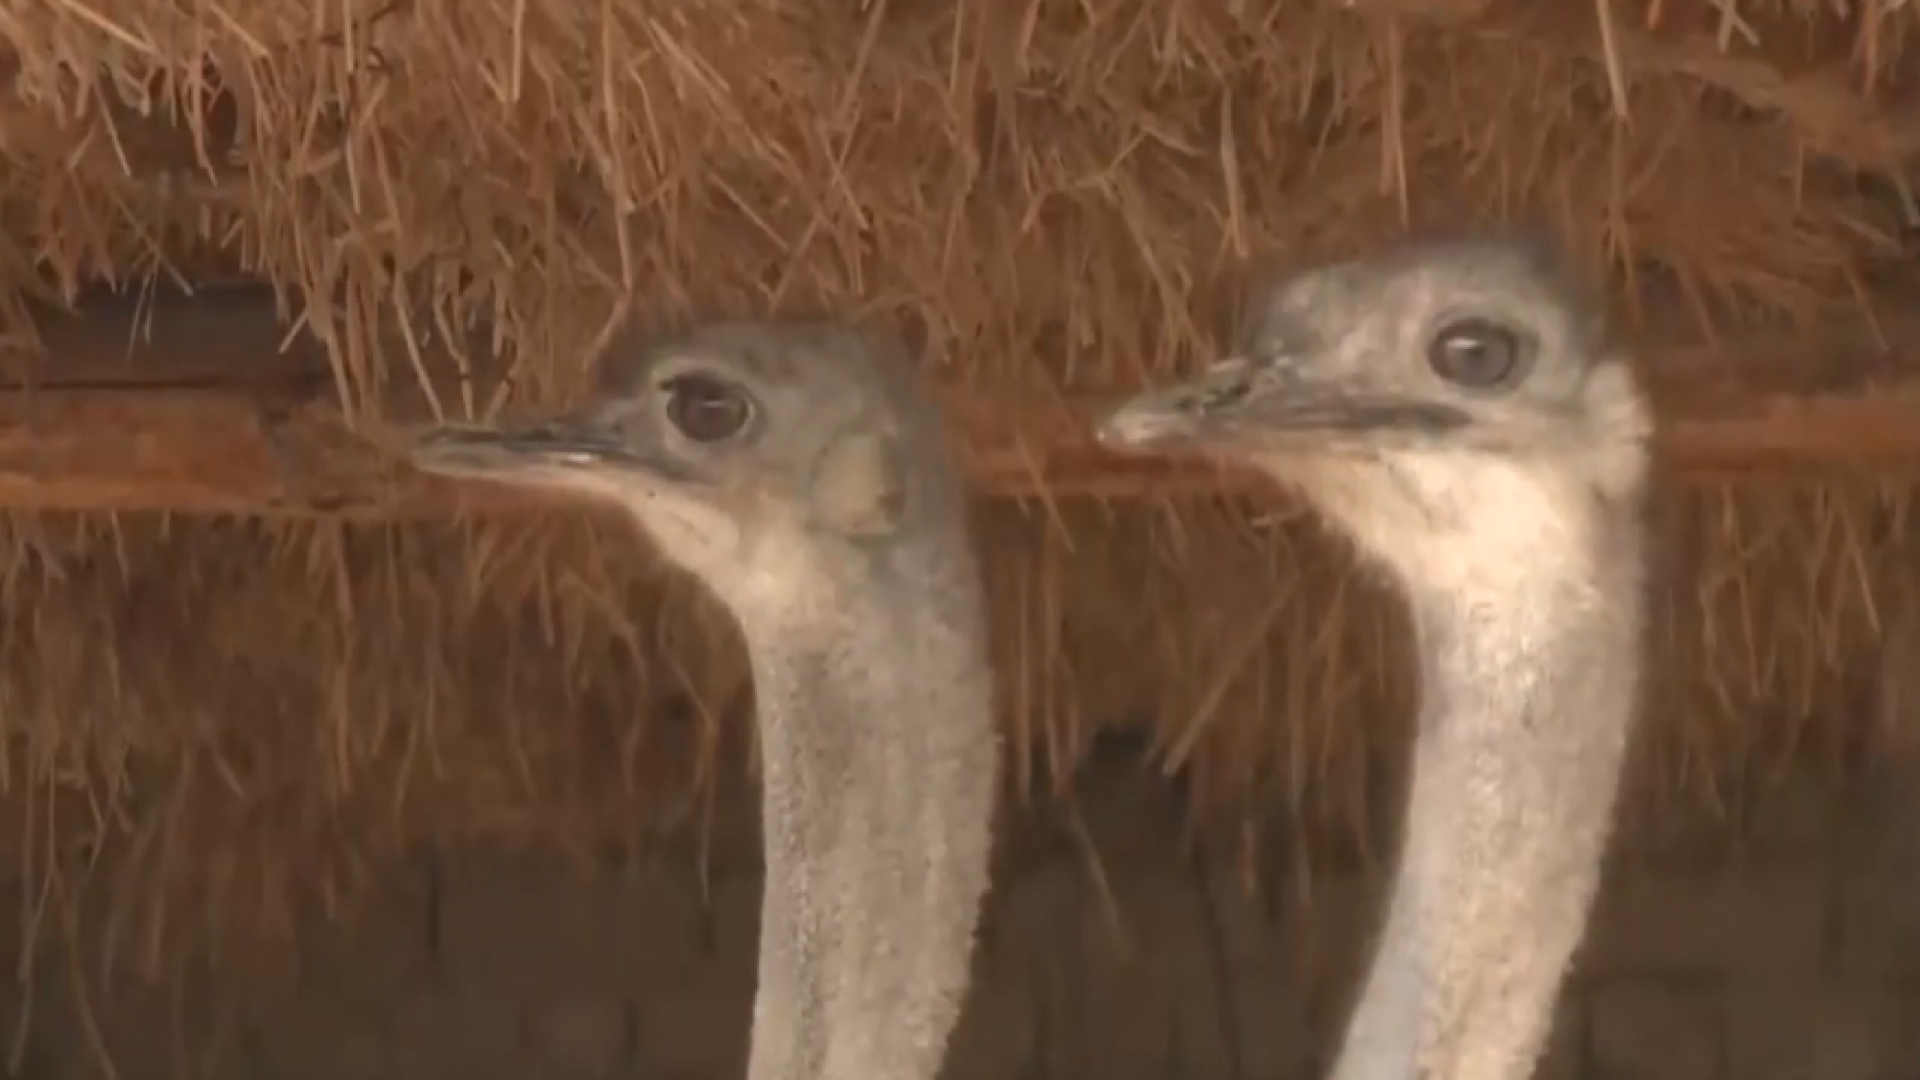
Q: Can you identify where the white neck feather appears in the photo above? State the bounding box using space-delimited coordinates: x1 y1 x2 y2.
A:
1274 449 1646 1080
736 561 999 1080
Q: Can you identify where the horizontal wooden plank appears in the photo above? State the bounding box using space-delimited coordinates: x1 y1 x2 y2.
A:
0 290 1916 517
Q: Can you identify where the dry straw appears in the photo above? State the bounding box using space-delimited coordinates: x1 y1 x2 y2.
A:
0 0 1908 996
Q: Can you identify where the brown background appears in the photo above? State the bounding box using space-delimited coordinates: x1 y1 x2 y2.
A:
5 735 1920 1080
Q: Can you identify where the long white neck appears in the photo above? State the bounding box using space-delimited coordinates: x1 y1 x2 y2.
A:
736 555 999 1080
1307 457 1645 1080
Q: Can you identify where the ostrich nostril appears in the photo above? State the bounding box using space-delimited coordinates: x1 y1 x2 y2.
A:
1192 380 1250 410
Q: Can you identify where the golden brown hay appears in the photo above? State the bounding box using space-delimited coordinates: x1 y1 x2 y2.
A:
0 0 1909 1027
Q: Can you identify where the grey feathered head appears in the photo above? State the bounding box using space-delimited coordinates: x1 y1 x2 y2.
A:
1097 237 1650 501
409 320 961 617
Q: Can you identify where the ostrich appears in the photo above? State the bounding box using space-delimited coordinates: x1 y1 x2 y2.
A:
1096 237 1651 1080
408 320 999 1080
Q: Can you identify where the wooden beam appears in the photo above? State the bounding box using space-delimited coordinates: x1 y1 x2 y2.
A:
0 290 1916 518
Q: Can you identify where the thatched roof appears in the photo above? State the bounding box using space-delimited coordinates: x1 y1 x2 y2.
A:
0 0 1913 980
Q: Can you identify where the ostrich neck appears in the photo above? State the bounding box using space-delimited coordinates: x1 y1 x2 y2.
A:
736 560 998 1080
1330 512 1644 1080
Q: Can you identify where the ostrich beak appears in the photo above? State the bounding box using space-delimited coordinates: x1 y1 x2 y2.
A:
411 417 626 474
1095 357 1262 451
1096 355 1470 452
409 413 689 487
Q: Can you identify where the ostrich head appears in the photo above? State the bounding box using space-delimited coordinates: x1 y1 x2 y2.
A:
409 319 964 625
1097 236 1651 594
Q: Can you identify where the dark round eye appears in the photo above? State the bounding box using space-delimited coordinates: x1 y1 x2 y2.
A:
662 373 754 443
1426 317 1524 389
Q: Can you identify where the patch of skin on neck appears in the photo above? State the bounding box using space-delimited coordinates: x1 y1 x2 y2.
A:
810 427 907 540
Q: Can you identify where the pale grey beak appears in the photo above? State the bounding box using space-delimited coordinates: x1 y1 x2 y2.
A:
1095 357 1262 452
409 415 697 486
1097 355 1472 453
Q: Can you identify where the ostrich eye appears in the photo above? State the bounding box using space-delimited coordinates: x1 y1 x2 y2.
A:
1426 317 1525 390
662 373 755 443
